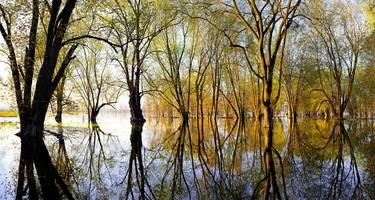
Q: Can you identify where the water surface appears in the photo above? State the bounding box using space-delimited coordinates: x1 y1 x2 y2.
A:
0 113 374 199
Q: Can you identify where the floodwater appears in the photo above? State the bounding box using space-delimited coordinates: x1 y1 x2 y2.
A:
0 112 374 199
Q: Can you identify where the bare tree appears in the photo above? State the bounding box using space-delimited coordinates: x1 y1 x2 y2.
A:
72 43 122 124
152 21 193 122
309 0 365 119
103 0 175 123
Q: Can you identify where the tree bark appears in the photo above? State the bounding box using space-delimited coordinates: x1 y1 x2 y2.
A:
90 108 98 124
129 89 146 123
55 75 66 123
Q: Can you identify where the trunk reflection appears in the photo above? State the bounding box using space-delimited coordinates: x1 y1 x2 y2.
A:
7 117 373 199
16 130 74 199
123 122 155 200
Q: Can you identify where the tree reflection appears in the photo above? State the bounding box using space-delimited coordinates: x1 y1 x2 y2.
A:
158 121 192 199
123 122 155 200
48 125 73 187
156 118 257 199
10 116 374 199
16 132 74 199
322 121 364 199
252 118 287 200
74 123 119 199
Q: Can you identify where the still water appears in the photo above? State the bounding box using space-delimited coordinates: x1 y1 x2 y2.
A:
0 112 374 199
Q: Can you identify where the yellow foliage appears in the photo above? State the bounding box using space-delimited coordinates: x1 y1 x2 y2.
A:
362 1 375 30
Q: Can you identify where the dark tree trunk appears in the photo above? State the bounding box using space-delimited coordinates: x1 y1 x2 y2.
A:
55 75 66 123
1 0 78 198
181 111 189 124
288 105 298 124
129 89 146 123
55 94 63 123
90 108 99 124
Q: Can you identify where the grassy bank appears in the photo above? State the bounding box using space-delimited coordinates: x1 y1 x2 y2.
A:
0 111 18 117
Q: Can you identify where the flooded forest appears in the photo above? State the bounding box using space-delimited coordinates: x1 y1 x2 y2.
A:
0 0 374 199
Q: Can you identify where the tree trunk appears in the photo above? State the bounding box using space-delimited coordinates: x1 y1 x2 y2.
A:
334 104 344 119
55 93 63 123
262 105 284 199
129 89 146 123
288 104 297 124
90 108 98 124
55 75 66 123
181 111 189 124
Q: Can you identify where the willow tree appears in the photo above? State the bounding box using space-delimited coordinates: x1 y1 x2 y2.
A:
102 0 175 123
72 43 122 124
226 0 301 126
309 0 365 119
282 28 309 122
223 1 302 198
0 0 77 199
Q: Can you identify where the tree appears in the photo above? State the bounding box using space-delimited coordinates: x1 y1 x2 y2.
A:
72 43 122 124
103 0 175 123
308 0 365 119
282 27 309 122
0 0 78 198
223 1 302 198
153 21 193 121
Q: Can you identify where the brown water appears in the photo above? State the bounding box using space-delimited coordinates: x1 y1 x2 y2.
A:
0 113 374 199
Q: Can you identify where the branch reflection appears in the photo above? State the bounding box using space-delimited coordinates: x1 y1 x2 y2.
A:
16 129 74 199
124 121 155 200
